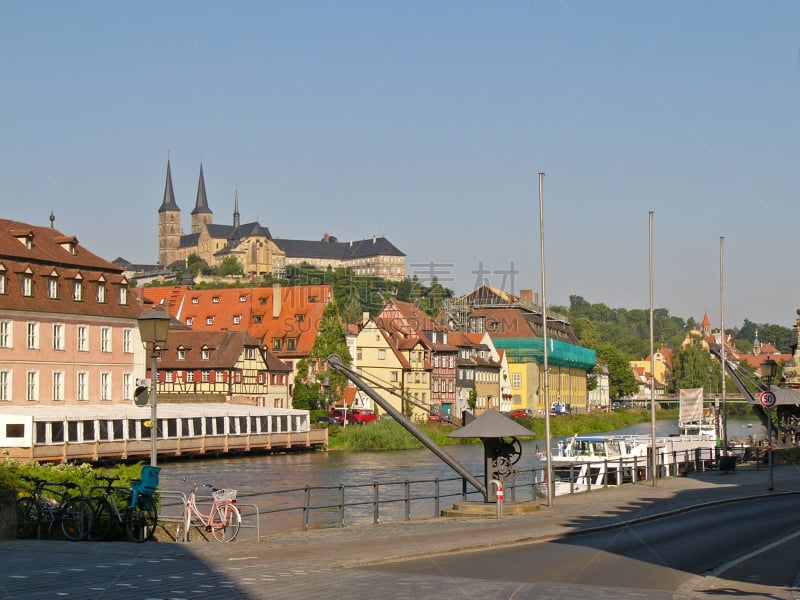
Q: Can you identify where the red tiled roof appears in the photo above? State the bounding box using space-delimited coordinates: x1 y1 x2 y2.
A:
141 284 332 359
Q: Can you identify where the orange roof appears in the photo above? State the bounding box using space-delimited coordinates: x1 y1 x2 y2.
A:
141 284 332 359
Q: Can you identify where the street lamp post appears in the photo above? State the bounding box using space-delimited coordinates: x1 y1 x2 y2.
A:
137 308 171 467
760 356 778 492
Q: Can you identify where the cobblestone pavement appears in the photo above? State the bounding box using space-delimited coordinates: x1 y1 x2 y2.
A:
2 465 800 600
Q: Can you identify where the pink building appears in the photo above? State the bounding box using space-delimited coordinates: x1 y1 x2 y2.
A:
0 219 142 406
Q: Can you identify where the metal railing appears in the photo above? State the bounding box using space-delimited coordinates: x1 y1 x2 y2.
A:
156 450 739 541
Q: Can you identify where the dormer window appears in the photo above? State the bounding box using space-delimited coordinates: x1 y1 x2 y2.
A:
239 295 247 302
96 284 105 303
22 274 33 297
296 314 305 323
201 347 210 360
48 277 58 299
177 347 185 360
206 316 214 325
233 315 241 325
73 280 82 301
119 285 128 305
186 317 194 326
212 296 220 304
192 297 199 304
272 339 281 351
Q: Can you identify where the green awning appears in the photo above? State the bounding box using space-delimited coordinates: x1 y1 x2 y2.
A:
494 337 596 371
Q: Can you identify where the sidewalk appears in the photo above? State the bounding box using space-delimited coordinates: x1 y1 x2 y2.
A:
2 465 799 600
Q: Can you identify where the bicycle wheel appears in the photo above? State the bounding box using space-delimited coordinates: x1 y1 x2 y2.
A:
16 497 40 539
88 498 114 541
125 497 157 543
209 503 241 542
60 497 93 541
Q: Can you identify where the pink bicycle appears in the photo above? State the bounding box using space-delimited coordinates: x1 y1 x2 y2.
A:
184 483 241 542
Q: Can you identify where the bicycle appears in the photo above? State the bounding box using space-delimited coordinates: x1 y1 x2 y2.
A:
88 474 158 543
182 482 241 542
16 476 94 541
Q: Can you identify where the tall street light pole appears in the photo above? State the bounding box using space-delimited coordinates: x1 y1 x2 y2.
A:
137 308 171 468
760 356 778 492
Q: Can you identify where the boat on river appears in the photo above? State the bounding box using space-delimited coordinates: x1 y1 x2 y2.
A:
679 387 717 437
539 432 718 496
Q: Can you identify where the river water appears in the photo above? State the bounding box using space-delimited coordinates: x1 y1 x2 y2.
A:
157 419 764 534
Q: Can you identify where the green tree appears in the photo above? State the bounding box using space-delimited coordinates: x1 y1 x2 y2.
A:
292 300 353 410
218 256 244 276
671 340 713 392
596 343 638 399
186 253 206 276
468 388 478 410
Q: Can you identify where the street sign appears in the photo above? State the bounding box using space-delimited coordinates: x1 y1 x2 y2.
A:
134 385 150 407
759 390 777 408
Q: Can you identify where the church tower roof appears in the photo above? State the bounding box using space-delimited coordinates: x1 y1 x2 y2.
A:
191 162 212 216
158 157 180 213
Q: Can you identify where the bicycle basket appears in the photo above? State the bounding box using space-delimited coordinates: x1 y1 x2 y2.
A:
212 488 237 501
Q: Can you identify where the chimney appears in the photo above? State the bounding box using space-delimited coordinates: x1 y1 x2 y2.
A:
372 235 376 244
273 283 282 319
520 289 533 304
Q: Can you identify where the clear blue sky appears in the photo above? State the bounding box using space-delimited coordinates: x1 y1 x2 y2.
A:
2 2 799 331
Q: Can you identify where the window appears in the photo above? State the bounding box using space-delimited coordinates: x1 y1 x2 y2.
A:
390 371 398 383
123 329 132 353
357 348 362 361
434 355 439 368
119 285 128 305
245 347 256 360
186 370 195 383
100 327 111 353
201 370 211 383
253 315 263 323
0 321 11 348
233 315 241 325
0 370 11 401
512 373 521 389
239 295 247 302
448 380 454 393
206 317 214 325
212 296 220 304
77 326 88 352
377 349 386 360
26 322 39 350
73 280 82 301
165 371 174 383
77 371 88 401
22 275 33 297
26 370 38 401
49 278 58 299
272 339 281 351
192 297 199 304
186 317 194 326
177 347 185 360
52 323 64 351
286 338 297 351
123 373 132 401
96 284 105 303
52 371 64 401
201 348 210 360
449 356 454 369
100 372 111 401
0 272 5 294
296 314 305 323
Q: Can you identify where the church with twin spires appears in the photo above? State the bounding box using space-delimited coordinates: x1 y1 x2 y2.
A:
157 157 406 281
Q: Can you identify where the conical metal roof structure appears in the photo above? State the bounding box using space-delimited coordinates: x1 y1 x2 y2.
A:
191 162 212 215
158 157 180 213
448 409 534 439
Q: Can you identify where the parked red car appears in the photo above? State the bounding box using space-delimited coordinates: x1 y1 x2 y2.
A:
330 408 378 425
508 409 534 418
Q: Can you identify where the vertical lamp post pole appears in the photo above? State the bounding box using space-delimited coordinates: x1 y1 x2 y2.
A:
138 308 171 468
760 357 777 491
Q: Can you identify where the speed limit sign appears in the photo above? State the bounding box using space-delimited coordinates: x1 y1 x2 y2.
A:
759 390 777 408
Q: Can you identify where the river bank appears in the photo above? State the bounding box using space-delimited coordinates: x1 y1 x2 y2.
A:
327 408 682 451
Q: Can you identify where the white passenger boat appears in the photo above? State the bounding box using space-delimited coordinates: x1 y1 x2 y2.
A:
538 432 718 496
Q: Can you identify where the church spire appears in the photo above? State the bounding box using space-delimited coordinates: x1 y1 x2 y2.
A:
158 155 180 213
190 161 213 234
191 161 212 216
233 185 240 229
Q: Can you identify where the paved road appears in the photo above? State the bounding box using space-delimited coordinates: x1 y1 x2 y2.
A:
2 464 800 600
